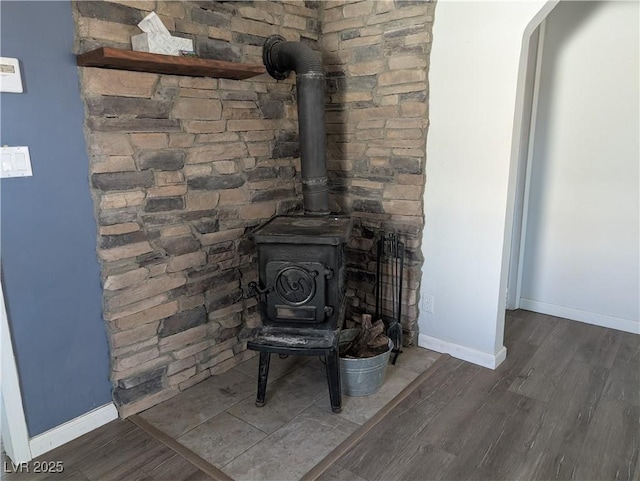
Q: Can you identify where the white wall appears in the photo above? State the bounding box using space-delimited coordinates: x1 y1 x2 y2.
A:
419 0 555 368
520 1 640 333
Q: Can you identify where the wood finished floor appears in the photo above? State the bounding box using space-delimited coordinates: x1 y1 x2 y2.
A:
4 310 638 481
320 310 639 481
2 419 215 481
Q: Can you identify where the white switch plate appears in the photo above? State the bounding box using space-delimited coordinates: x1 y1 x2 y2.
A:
1 146 32 178
0 58 23 93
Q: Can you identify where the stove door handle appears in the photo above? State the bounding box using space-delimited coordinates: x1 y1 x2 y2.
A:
247 281 273 300
324 267 334 280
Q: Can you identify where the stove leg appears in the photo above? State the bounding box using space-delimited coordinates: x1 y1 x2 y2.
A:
256 351 270 407
326 348 342 413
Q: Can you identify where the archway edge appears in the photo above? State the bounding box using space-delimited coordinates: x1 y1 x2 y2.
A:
419 0 558 368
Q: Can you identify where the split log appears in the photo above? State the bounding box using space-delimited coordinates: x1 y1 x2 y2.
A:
342 314 390 358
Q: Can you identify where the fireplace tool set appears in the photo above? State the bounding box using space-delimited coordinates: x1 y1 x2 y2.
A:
375 233 405 365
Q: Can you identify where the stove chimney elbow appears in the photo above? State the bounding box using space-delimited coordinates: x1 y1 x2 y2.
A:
263 36 329 215
263 36 323 79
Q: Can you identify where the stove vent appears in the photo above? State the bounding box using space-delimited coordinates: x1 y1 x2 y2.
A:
263 35 329 215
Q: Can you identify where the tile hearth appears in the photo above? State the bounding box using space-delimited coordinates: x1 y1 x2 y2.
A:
139 346 441 481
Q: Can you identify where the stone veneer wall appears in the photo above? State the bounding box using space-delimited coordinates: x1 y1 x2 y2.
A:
72 0 432 416
73 0 322 416
321 1 434 344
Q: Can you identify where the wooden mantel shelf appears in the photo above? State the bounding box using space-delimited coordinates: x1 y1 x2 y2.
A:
76 47 266 80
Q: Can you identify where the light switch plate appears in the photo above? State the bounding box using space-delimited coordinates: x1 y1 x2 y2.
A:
0 58 23 93
1 146 32 178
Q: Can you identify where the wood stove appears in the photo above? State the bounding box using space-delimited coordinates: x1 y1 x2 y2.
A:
245 36 351 413
252 216 351 330
247 215 351 414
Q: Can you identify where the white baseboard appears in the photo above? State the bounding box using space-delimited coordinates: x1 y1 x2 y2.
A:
519 299 640 334
29 403 118 458
419 334 507 369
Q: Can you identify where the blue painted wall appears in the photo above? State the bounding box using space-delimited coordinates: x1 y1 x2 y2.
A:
0 1 112 436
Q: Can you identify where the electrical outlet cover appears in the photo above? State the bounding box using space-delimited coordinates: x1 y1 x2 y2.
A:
422 295 434 314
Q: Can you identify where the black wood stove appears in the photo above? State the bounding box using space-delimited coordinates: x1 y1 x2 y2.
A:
245 36 351 413
253 216 350 329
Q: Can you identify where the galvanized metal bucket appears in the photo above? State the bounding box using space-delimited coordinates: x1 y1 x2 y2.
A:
338 328 393 397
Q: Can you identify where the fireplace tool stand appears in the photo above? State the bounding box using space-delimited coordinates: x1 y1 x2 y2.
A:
375 233 405 365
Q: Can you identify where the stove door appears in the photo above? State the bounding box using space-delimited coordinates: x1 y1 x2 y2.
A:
265 261 328 324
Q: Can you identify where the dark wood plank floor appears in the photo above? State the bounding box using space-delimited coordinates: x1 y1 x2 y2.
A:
323 310 639 481
3 310 637 481
2 418 214 481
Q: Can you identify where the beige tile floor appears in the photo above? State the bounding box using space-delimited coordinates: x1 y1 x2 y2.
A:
140 346 441 481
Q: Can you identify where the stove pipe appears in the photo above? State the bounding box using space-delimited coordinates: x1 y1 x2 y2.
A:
263 36 329 215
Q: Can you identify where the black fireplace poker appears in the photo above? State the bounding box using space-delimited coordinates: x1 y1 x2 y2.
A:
263 35 329 215
376 233 405 364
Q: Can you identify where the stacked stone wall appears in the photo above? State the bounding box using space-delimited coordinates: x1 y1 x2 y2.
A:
73 0 322 416
73 0 433 416
321 0 434 343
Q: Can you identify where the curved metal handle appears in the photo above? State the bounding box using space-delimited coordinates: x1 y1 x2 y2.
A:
247 281 273 301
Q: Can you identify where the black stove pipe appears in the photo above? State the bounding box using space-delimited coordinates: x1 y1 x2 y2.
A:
263 36 329 215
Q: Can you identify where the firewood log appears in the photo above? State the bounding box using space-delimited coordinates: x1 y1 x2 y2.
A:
342 314 390 358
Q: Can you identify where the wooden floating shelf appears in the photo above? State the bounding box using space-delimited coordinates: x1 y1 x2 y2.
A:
76 47 266 80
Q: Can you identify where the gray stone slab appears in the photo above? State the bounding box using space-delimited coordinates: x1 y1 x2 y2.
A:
86 96 172 119
144 196 185 213
188 175 245 191
159 306 207 338
393 346 441 374
138 150 185 171
227 362 328 434
88 117 182 132
233 353 314 383
91 171 153 191
316 364 419 425
139 369 254 437
222 406 358 481
177 412 268 468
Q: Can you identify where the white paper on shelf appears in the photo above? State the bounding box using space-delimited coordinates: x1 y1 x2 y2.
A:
137 12 171 36
132 33 193 56
132 11 193 56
